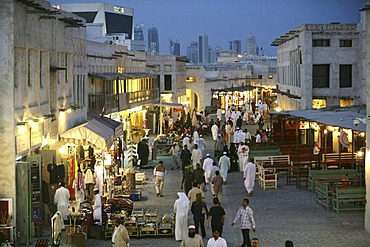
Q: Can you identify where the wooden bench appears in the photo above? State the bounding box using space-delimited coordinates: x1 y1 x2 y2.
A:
257 164 277 190
332 187 366 214
290 154 316 164
308 169 359 192
315 180 332 210
279 144 312 155
314 177 361 211
322 153 356 169
249 150 281 159
254 155 292 175
287 166 310 189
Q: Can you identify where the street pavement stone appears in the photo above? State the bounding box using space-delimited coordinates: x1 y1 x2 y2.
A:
37 128 370 247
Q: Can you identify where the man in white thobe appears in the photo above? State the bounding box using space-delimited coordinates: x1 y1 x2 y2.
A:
203 154 214 184
93 188 102 225
191 144 203 170
244 159 256 196
218 152 230 184
257 100 263 113
244 129 252 143
147 135 155 161
244 102 249 113
183 134 191 147
174 192 190 241
225 108 232 121
54 182 70 229
233 127 240 144
255 131 262 143
237 129 245 145
217 108 222 121
231 109 241 124
193 130 200 146
238 143 250 172
198 135 206 157
211 123 219 142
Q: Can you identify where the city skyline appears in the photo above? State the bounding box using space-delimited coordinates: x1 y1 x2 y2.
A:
53 0 364 56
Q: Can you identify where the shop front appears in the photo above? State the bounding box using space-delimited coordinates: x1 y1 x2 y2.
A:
211 85 275 111
269 108 366 169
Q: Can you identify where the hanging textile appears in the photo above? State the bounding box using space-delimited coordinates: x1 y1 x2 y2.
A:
339 132 350 148
68 157 75 199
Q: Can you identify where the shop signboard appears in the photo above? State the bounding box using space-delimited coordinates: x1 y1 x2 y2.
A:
31 125 42 147
16 131 30 154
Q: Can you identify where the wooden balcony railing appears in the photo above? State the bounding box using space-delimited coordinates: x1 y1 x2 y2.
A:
88 88 159 114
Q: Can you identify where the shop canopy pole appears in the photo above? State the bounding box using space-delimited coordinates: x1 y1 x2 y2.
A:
324 128 327 169
339 128 342 167
295 118 299 148
159 96 163 135
351 129 355 169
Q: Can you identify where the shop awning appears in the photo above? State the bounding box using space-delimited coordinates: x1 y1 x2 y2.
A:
211 85 257 93
154 102 185 108
88 73 156 80
60 119 116 150
269 108 366 132
94 117 123 138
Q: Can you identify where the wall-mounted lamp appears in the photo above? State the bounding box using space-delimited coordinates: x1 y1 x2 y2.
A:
29 119 38 127
70 105 80 110
60 105 79 113
59 108 69 112
16 121 28 126
323 129 328 135
29 118 39 123
44 113 55 119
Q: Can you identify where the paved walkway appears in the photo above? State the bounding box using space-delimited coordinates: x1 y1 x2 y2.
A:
38 131 370 247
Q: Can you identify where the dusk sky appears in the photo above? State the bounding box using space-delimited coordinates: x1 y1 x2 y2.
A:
53 0 365 56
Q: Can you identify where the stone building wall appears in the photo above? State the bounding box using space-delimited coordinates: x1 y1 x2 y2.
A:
0 0 87 202
275 23 361 110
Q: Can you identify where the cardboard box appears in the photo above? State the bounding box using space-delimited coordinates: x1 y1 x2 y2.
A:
140 226 156 237
127 227 140 238
156 226 173 236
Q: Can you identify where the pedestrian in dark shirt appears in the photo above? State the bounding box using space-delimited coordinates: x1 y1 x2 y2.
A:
191 193 208 238
236 116 243 129
207 197 226 236
193 163 205 192
181 167 194 195
180 144 191 173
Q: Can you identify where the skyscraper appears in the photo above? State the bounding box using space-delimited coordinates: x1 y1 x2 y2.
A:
208 46 215 64
134 24 144 41
198 34 209 64
246 35 257 56
61 3 134 39
169 40 180 56
186 42 198 64
229 40 242 55
148 27 159 55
